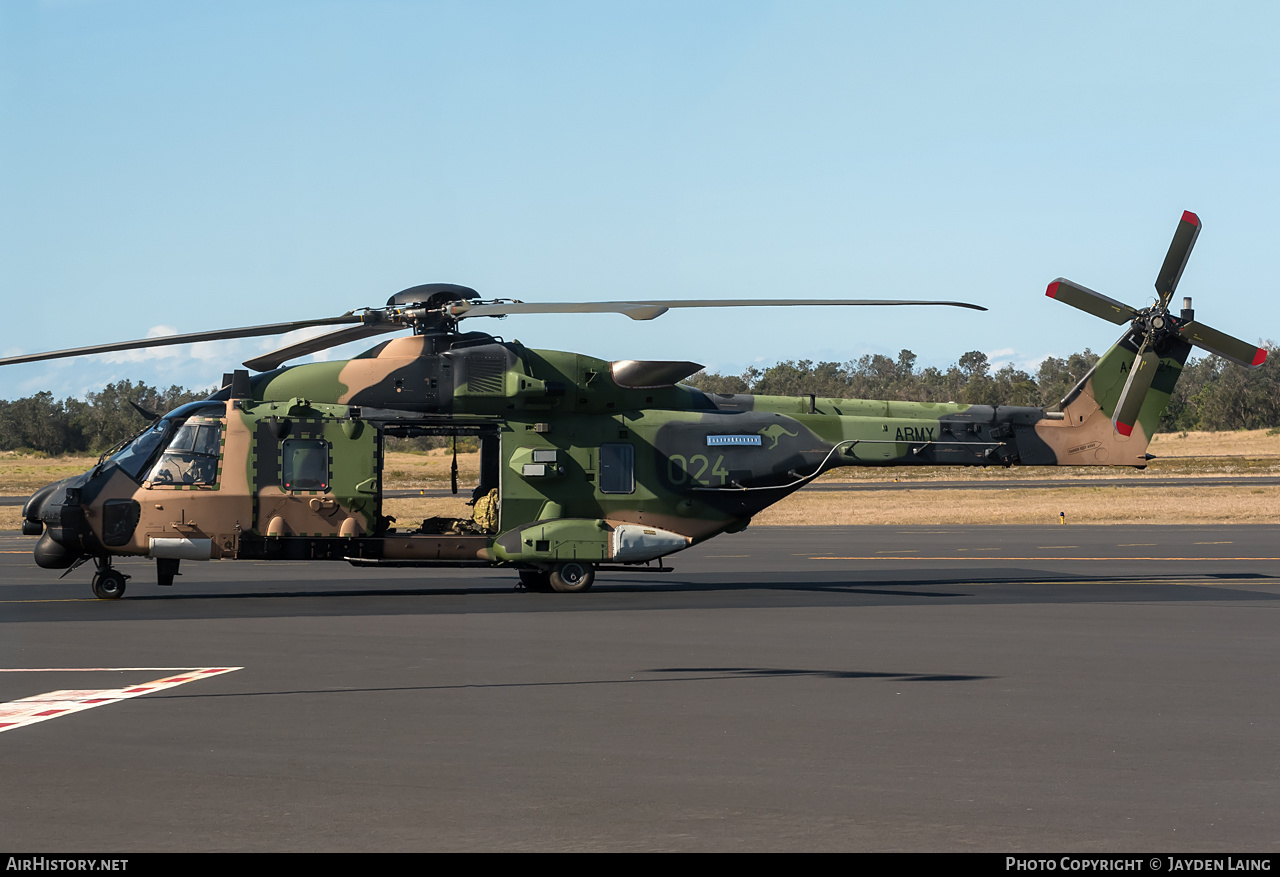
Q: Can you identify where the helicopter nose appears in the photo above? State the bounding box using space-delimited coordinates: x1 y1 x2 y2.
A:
33 529 78 569
23 479 91 569
21 479 59 536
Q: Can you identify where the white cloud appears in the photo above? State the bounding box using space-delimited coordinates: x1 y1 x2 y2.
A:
190 339 245 362
985 348 1054 374
260 326 343 364
100 325 183 364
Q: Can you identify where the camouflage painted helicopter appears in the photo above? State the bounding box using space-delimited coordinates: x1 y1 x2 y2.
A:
3 212 1267 597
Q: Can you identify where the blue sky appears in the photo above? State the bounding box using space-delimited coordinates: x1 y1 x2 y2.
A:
2 0 1277 400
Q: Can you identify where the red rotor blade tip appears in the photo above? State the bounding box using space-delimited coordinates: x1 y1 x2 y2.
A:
1181 210 1200 227
1254 348 1268 367
1115 421 1134 437
1046 281 1060 298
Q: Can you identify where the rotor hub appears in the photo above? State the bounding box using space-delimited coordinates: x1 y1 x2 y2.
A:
1134 304 1180 350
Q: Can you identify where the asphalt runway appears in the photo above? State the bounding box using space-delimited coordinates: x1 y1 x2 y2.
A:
2 524 1278 852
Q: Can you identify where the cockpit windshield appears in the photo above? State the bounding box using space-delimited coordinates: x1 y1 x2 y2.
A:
108 401 226 482
109 422 170 480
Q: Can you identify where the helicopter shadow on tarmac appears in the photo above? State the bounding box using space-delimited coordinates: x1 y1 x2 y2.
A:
127 665 997 705
4 567 1278 625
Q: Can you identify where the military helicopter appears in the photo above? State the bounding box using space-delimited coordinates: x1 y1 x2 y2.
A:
4 212 1266 597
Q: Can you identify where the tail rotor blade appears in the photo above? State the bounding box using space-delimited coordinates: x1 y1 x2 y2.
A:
1178 320 1268 368
1154 211 1201 306
1045 279 1139 325
1112 344 1160 437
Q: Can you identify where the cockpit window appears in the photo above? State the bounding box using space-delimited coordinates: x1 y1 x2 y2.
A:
146 421 223 486
108 402 226 483
110 422 171 480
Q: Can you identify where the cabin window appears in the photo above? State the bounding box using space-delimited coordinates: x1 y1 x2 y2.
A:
598 443 634 494
145 421 222 486
282 439 330 491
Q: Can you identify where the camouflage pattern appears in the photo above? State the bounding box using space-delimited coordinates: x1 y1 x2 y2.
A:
16 212 1263 595
19 314 1195 597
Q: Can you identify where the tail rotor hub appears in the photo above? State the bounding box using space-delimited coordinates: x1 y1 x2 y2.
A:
1135 306 1177 349
1046 211 1268 436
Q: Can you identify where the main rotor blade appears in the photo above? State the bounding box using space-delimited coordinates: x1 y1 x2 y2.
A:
1154 210 1201 306
0 315 368 367
1177 320 1268 368
243 322 404 371
1112 342 1160 437
453 299 987 321
1045 279 1139 325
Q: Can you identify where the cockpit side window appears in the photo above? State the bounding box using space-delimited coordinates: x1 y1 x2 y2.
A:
146 420 223 486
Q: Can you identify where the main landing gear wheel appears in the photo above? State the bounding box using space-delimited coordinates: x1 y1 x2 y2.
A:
91 568 128 600
549 561 595 593
519 569 553 592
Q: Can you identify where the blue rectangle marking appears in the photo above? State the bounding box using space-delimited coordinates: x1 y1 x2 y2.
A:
707 434 762 446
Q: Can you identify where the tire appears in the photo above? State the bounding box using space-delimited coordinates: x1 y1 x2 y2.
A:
92 570 127 600
519 569 552 592
548 561 595 593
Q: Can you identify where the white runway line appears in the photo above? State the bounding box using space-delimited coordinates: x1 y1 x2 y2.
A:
0 667 241 733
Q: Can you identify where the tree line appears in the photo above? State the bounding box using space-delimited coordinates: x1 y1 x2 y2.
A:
683 344 1280 433
1 348 1276 456
0 381 209 456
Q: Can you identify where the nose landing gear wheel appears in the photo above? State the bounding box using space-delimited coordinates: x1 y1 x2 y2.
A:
548 561 595 593
91 569 128 600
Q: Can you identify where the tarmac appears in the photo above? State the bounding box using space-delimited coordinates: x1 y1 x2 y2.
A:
2 524 1278 851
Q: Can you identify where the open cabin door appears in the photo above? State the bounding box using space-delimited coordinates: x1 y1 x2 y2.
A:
354 409 503 537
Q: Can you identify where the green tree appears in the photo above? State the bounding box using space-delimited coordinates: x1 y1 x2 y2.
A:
682 370 749 394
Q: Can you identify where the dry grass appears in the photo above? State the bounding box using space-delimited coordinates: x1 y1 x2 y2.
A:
753 484 1280 526
0 452 102 495
384 449 481 488
6 429 1280 530
382 495 481 529
814 428 1280 483
0 453 103 532
758 428 1280 525
383 484 1280 529
1148 428 1280 458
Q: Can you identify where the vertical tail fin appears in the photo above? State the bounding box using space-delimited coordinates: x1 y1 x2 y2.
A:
1033 328 1191 465
1039 211 1260 465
